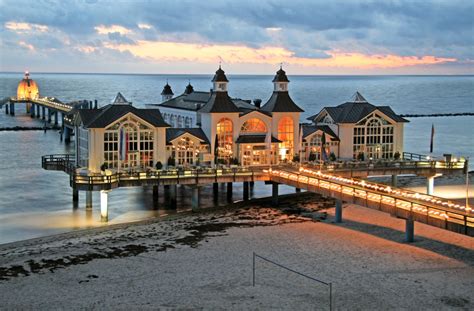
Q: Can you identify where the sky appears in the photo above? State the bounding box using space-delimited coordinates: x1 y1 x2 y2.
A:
0 0 473 75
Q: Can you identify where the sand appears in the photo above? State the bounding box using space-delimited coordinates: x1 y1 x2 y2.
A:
0 191 473 310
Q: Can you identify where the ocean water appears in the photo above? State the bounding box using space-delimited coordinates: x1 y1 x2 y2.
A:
0 73 473 244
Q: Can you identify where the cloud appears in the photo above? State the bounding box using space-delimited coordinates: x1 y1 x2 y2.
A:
95 24 132 35
5 22 48 33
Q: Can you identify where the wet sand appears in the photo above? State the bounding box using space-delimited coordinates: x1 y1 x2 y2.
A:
0 191 473 310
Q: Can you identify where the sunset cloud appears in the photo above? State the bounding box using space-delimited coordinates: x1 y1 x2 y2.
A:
94 24 132 35
5 22 48 33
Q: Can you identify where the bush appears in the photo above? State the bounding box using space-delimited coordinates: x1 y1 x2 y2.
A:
357 152 365 161
155 161 163 170
308 152 317 162
167 156 176 167
292 154 300 162
100 162 108 171
231 157 240 165
329 152 337 161
393 151 401 160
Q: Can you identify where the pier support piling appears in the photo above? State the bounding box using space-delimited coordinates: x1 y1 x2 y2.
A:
272 182 279 206
243 181 250 201
405 217 414 243
36 104 40 118
64 127 71 143
295 187 301 193
226 182 233 203
9 103 15 116
5 103 9 115
26 102 31 113
213 182 219 203
169 185 177 209
41 106 45 120
47 109 52 123
191 186 200 211
72 188 79 203
30 104 35 118
152 185 159 209
335 199 343 223
100 190 109 222
427 176 434 195
391 175 398 187
54 111 58 125
86 191 93 210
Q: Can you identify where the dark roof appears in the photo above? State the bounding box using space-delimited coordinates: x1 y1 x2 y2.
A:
272 67 290 83
212 66 229 82
261 91 304 113
184 83 194 94
166 128 210 145
156 92 254 112
78 105 169 128
112 92 130 105
301 124 339 141
310 92 408 124
235 135 281 144
198 91 240 113
161 83 174 95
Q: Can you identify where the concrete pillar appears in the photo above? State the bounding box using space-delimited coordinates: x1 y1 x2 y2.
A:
86 191 93 210
152 185 159 209
427 176 434 195
9 103 15 116
100 190 109 222
72 188 79 203
36 104 40 118
405 218 414 242
335 199 343 223
47 109 52 123
272 182 279 206
226 182 233 203
391 175 398 187
41 106 45 120
191 186 200 211
5 103 9 114
29 104 34 117
26 102 31 113
64 127 71 143
61 113 64 126
295 188 301 193
54 111 58 125
213 182 219 203
243 182 249 201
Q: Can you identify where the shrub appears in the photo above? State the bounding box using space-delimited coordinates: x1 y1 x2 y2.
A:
155 161 163 170
308 152 317 162
329 152 337 161
357 152 365 161
231 157 240 165
292 154 300 162
100 163 108 171
167 156 176 167
393 151 401 160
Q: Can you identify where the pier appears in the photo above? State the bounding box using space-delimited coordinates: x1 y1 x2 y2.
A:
41 153 471 240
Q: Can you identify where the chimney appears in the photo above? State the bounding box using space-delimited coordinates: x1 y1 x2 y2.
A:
253 98 262 108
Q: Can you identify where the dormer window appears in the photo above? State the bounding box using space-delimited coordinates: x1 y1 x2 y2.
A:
219 83 226 90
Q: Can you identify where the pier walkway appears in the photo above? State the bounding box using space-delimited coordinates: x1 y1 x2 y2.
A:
41 154 472 239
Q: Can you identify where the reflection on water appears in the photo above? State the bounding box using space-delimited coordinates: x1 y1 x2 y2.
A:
0 74 473 244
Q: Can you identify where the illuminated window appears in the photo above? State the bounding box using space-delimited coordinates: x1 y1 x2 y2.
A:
353 113 394 159
103 116 154 170
216 118 233 162
241 118 266 133
278 117 294 160
173 136 198 165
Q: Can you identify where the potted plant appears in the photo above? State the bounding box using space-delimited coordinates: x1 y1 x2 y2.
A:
155 161 163 170
329 152 337 162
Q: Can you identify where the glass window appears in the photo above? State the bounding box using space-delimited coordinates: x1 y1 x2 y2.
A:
278 117 294 161
216 118 233 163
241 118 266 133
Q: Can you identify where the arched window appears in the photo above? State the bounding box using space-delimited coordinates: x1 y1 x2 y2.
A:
353 114 394 159
278 117 294 160
240 118 267 133
185 117 192 128
216 118 233 163
170 115 176 127
103 116 154 170
177 116 184 128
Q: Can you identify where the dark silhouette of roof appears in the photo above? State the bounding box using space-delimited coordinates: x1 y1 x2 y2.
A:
301 124 339 141
184 82 194 94
166 128 210 145
308 92 408 124
235 135 281 144
112 92 130 105
161 83 174 96
261 91 304 113
212 66 229 82
198 91 240 113
78 104 169 128
272 66 290 82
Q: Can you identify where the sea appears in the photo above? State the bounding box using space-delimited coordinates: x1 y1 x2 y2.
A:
0 73 473 244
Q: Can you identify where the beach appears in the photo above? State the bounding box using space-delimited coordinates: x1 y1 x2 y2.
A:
1 190 473 310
